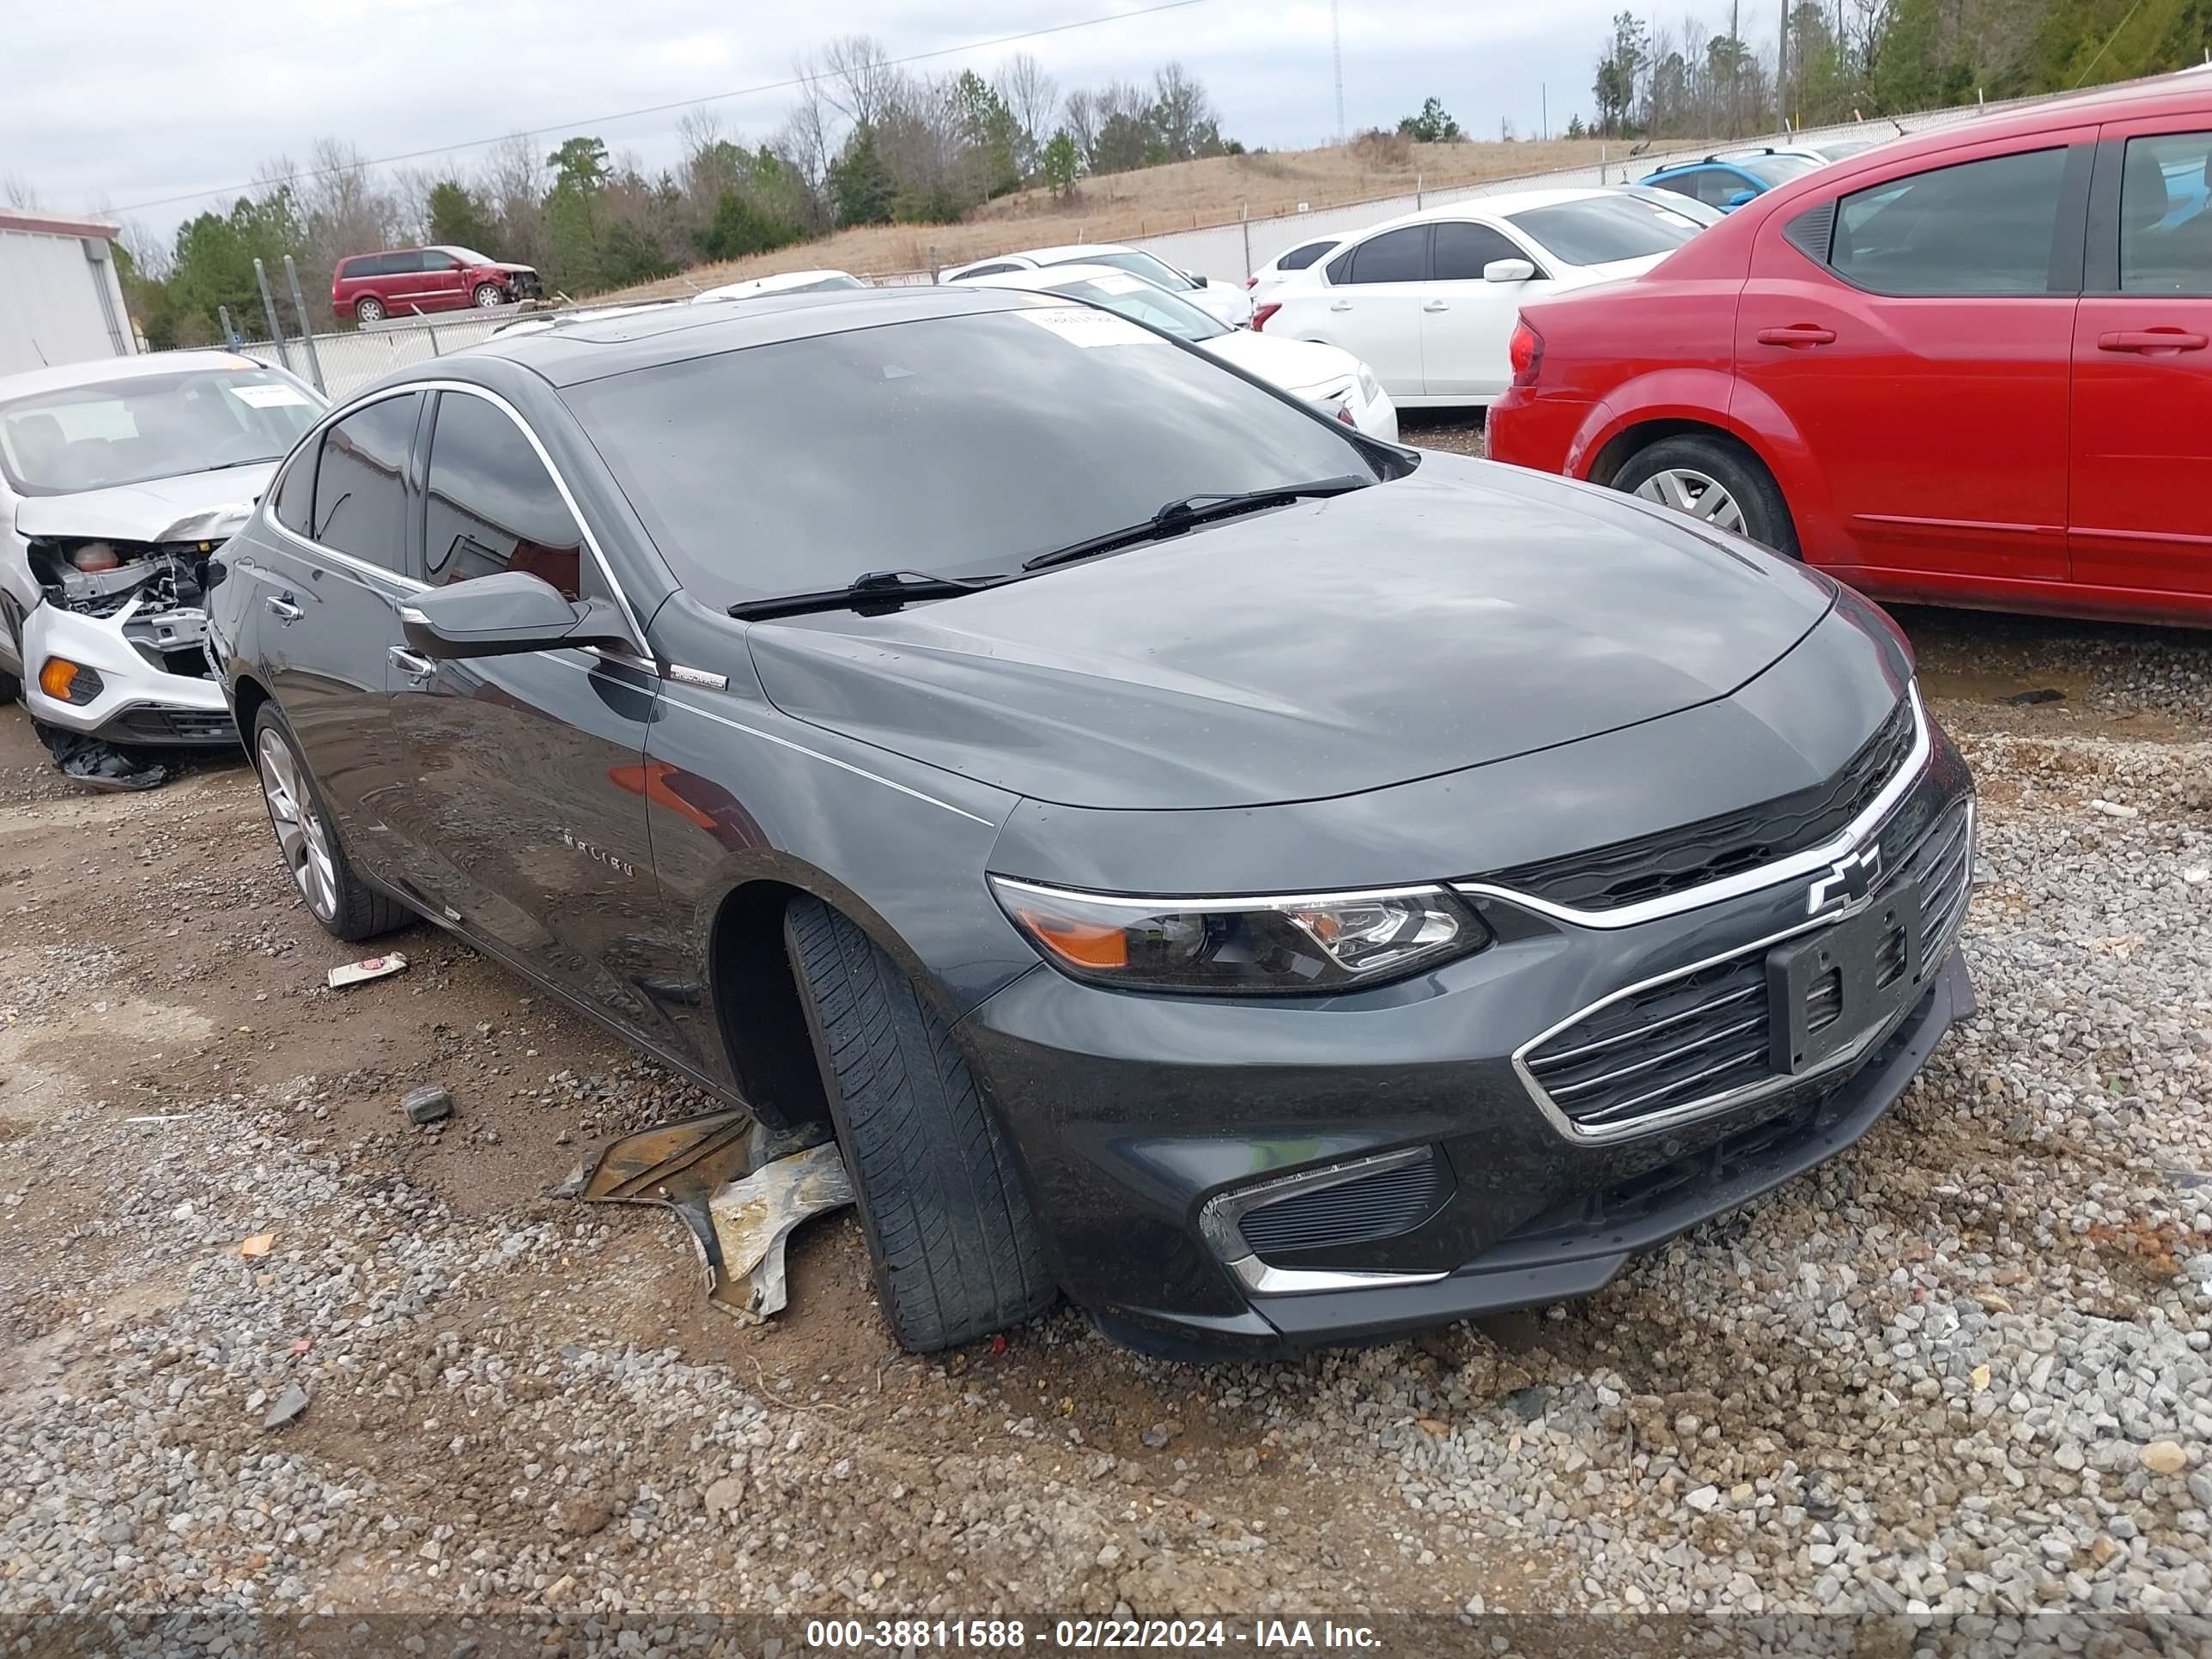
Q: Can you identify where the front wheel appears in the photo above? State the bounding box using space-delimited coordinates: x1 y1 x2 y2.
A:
1613 434 1798 556
471 283 506 308
784 896 1057 1352
354 295 386 325
252 706 404 942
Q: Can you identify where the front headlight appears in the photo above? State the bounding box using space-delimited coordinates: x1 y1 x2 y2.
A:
988 878 1488 994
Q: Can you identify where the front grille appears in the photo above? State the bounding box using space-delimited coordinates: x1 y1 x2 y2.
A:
1523 791 1972 1134
1236 1151 1451 1256
1486 695 1919 912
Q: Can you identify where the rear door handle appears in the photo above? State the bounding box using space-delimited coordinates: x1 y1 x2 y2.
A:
1756 325 1837 347
2098 329 2209 352
1423 301 1450 313
1329 300 1353 312
388 644 437 683
265 594 301 623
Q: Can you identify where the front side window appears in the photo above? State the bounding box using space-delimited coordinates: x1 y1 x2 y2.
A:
271 446 317 537
0 367 324 498
312 392 421 571
563 307 1378 609
1692 168 1753 206
1331 226 1428 285
1430 222 1525 281
1832 146 2068 295
422 393 585 599
2120 131 2212 295
1508 195 1703 265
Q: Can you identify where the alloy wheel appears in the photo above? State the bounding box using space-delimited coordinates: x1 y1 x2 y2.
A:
257 728 339 922
1632 467 1747 534
474 284 503 307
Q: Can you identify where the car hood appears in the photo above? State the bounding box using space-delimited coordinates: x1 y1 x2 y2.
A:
1201 331 1360 395
14 464 278 543
747 456 1834 811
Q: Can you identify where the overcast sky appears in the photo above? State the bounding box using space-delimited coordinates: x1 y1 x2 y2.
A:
6 0 1701 242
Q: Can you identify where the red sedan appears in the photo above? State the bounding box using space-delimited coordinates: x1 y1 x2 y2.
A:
1487 73 2212 626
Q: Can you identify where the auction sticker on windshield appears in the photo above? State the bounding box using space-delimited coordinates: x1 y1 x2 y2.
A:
229 383 314 408
1014 307 1161 348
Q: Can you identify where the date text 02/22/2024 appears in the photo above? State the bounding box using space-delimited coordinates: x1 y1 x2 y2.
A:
802 1620 1384 1650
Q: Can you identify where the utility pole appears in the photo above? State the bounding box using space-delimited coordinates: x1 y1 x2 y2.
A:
1777 0 1789 126
1541 82 1549 141
1729 0 1742 137
1330 0 1346 143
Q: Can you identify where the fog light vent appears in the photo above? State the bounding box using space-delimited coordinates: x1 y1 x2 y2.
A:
1237 1147 1451 1256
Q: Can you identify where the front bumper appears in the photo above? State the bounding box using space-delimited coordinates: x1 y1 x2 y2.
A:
962 724 1975 1359
21 602 236 746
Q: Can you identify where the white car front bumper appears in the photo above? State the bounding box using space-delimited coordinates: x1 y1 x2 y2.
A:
20 599 236 745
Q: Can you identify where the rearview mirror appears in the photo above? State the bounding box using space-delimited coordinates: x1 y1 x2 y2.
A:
400 571 636 660
1483 258 1537 283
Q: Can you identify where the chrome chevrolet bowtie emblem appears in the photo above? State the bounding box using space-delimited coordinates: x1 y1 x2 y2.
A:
1807 846 1881 916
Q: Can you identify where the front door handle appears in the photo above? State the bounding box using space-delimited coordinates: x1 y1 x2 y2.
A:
1423 300 1450 313
266 594 302 623
2098 328 2209 353
388 644 437 684
1756 325 1837 347
1328 300 1353 312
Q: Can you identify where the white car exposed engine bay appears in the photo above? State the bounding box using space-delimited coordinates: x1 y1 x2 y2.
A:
0 352 324 788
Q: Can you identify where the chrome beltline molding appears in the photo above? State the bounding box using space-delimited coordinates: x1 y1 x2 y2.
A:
1454 684 1932 931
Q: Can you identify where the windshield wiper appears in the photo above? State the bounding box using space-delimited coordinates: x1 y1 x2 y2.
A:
1021 475 1375 572
729 568 1017 623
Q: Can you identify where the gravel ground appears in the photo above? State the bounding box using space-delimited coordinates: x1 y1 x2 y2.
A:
2 595 2209 1652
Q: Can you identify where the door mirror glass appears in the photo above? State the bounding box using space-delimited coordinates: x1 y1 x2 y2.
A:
400 571 631 659
1728 190 1758 208
1483 258 1537 283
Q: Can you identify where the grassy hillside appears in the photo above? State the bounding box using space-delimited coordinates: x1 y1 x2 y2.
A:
603 136 1632 301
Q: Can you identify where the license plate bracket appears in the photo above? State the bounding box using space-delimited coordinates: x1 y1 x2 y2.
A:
1768 882 1923 1075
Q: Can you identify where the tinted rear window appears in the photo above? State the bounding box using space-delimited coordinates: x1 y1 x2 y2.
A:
1277 240 1335 271
1506 196 1703 265
562 308 1375 607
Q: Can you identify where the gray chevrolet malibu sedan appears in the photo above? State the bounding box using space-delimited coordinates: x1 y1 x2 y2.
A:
205 286 1974 1358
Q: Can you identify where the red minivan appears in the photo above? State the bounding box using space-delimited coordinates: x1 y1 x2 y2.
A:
1488 73 2212 626
331 246 544 325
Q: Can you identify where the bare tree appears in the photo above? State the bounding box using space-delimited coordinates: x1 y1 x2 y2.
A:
3 173 42 210
821 33 902 128
477 131 548 269
996 52 1060 173
1062 88 1101 166
1149 63 1214 161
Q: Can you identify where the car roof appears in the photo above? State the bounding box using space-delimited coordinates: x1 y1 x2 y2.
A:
957 262 1133 292
0 350 272 401
444 283 1046 390
1353 186 1613 238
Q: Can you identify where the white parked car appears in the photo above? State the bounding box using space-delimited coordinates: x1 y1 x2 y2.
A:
1254 187 1705 407
939 242 1253 327
693 269 869 303
0 352 325 787
962 264 1397 441
1244 233 1347 303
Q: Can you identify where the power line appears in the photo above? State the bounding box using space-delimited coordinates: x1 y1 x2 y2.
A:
112 0 1213 216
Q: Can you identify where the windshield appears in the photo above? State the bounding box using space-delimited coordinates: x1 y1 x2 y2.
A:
563 307 1377 608
1506 196 1705 265
438 246 495 264
1740 154 1824 186
0 366 322 497
1042 274 1226 342
1060 249 1197 290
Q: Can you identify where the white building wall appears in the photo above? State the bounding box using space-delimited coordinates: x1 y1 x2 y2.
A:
0 224 137 377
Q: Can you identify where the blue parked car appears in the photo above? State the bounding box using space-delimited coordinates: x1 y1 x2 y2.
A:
1638 148 1826 212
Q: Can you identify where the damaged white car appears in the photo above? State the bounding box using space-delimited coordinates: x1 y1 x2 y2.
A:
0 353 325 788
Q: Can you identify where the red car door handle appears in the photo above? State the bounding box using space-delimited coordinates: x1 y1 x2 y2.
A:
1755 325 1837 347
2097 329 2209 352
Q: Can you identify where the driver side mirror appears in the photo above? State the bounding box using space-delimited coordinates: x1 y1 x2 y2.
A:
400 570 636 660
1189 272 1210 287
1483 258 1537 283
1727 190 1757 209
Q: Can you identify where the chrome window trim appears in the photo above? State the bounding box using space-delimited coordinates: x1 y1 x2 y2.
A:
986 877 1450 911
263 379 650 648
660 695 997 828
1454 685 1931 931
1513 795 1974 1146
1197 1146 1450 1297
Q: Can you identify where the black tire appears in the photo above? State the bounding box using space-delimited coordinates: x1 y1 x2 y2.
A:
354 296 386 324
251 704 406 943
1614 434 1798 557
784 896 1057 1352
